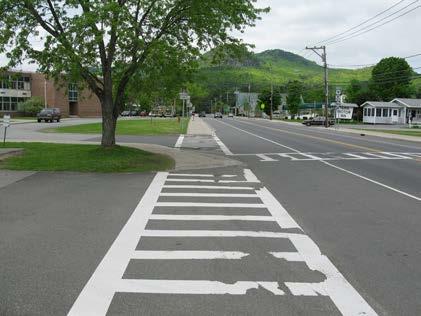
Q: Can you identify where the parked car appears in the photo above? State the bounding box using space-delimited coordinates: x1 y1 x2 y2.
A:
121 110 131 117
140 111 147 117
129 110 139 116
37 108 61 122
214 112 223 119
228 113 234 118
199 111 206 117
302 116 335 126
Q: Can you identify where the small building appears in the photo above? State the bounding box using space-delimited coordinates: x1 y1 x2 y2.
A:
361 101 405 125
391 98 421 124
0 71 101 117
234 91 259 116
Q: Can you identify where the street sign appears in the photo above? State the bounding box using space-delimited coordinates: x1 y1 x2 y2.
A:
179 92 189 100
2 115 10 128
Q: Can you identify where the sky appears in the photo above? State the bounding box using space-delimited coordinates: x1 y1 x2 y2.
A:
2 0 421 71
239 0 421 69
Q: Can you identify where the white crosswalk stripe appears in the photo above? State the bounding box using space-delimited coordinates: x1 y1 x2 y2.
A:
235 151 421 162
68 169 378 316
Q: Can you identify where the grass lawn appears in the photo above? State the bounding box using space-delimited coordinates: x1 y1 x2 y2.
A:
362 129 421 137
44 118 189 135
0 142 174 173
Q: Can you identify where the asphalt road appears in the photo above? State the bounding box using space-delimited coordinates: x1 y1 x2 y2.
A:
205 117 421 316
1 116 420 316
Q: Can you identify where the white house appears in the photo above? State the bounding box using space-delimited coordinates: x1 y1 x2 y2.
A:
362 101 405 124
391 98 421 124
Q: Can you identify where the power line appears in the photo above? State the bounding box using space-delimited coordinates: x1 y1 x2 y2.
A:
326 4 420 46
329 52 421 68
313 0 407 46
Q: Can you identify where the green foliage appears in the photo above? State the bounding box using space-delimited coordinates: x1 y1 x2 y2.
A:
258 88 281 115
287 81 304 115
18 97 44 116
346 79 376 105
0 0 268 146
370 57 414 101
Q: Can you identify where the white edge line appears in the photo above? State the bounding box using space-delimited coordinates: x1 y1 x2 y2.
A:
174 134 184 148
322 161 421 201
67 172 168 316
159 193 258 197
213 133 234 155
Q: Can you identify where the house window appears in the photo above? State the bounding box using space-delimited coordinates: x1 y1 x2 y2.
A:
376 109 382 117
382 109 388 117
68 83 78 102
364 108 367 116
371 108 375 117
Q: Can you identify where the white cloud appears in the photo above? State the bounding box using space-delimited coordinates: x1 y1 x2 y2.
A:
2 1 421 71
240 0 421 68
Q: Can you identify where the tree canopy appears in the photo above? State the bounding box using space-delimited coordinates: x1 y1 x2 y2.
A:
0 0 268 146
370 57 414 101
287 80 303 115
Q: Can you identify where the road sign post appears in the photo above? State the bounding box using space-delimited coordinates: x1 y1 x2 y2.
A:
2 115 11 146
179 92 189 133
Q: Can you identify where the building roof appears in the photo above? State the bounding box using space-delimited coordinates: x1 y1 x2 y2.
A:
337 102 358 108
392 98 421 108
361 101 402 108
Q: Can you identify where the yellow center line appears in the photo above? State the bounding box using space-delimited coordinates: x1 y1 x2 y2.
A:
235 119 384 153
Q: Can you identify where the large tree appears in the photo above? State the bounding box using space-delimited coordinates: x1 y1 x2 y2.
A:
287 80 303 115
0 0 267 146
370 57 414 101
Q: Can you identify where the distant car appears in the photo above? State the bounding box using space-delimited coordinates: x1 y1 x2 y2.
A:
129 110 139 116
302 116 334 126
121 110 131 117
199 111 206 117
214 112 223 119
228 113 234 118
37 108 61 123
140 111 147 117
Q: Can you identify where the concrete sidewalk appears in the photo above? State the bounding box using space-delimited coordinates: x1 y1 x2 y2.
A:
187 116 213 135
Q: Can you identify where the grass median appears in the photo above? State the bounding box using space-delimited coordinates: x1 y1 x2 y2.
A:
44 118 189 135
0 142 174 173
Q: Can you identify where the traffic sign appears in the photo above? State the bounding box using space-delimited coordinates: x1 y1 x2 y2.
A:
179 92 189 100
2 115 10 127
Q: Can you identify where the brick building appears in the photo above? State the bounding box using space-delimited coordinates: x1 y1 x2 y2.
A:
0 71 101 117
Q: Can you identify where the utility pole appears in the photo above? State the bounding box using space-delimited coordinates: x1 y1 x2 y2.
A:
306 46 329 128
270 83 274 120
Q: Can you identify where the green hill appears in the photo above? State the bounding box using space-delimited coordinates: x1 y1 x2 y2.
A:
193 49 373 94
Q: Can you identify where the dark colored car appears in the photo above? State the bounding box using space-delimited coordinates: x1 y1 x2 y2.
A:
37 108 61 122
302 116 334 126
130 110 139 116
140 111 147 116
199 111 206 117
214 112 223 119
121 110 131 117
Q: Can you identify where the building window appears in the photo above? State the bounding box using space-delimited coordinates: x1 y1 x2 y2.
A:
68 84 78 102
382 109 388 117
364 108 367 116
376 109 382 117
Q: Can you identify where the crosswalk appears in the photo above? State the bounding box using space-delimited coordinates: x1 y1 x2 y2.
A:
68 170 377 316
238 152 421 162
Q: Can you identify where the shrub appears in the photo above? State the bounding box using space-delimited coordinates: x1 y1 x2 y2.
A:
18 97 44 116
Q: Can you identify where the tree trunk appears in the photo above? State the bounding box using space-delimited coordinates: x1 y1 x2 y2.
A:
101 94 117 147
